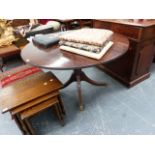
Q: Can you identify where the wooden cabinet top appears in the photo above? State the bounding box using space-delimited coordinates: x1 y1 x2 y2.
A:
94 19 155 28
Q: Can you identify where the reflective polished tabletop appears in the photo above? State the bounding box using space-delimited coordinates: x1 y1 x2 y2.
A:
21 33 129 70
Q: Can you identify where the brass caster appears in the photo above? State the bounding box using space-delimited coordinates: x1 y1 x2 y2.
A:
79 105 84 111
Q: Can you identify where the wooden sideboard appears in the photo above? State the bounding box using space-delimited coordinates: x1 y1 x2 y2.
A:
93 19 155 87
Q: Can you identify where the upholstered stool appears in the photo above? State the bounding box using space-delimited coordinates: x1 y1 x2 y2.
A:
0 64 65 135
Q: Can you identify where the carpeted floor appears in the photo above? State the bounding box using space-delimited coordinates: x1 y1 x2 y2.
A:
1 57 155 135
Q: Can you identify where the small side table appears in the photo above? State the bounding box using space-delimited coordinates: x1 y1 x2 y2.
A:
0 45 21 72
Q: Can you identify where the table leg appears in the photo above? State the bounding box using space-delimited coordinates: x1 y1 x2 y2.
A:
80 70 107 86
0 58 4 72
62 69 107 88
13 115 28 135
76 74 84 111
60 24 66 31
58 95 66 115
16 114 32 135
24 118 35 135
62 69 107 110
62 71 77 88
54 104 65 126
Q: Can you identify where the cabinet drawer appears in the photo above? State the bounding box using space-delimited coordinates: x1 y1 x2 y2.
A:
93 20 111 29
111 24 140 40
93 20 141 40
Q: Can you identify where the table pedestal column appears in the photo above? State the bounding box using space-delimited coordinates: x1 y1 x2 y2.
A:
62 69 107 111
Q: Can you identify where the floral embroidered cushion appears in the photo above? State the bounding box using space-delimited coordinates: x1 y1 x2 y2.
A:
59 28 113 47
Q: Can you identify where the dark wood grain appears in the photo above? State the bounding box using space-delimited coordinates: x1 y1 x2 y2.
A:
93 19 155 87
20 97 58 120
21 33 129 111
0 45 20 57
12 96 64 135
10 19 30 27
21 33 129 70
95 19 155 28
0 72 62 113
0 45 21 71
11 91 59 115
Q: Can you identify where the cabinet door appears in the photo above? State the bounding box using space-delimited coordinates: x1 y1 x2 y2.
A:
136 43 155 75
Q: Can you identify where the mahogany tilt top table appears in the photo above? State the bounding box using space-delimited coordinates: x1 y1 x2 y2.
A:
21 33 129 110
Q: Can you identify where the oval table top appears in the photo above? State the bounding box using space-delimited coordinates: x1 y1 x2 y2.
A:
21 33 129 70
